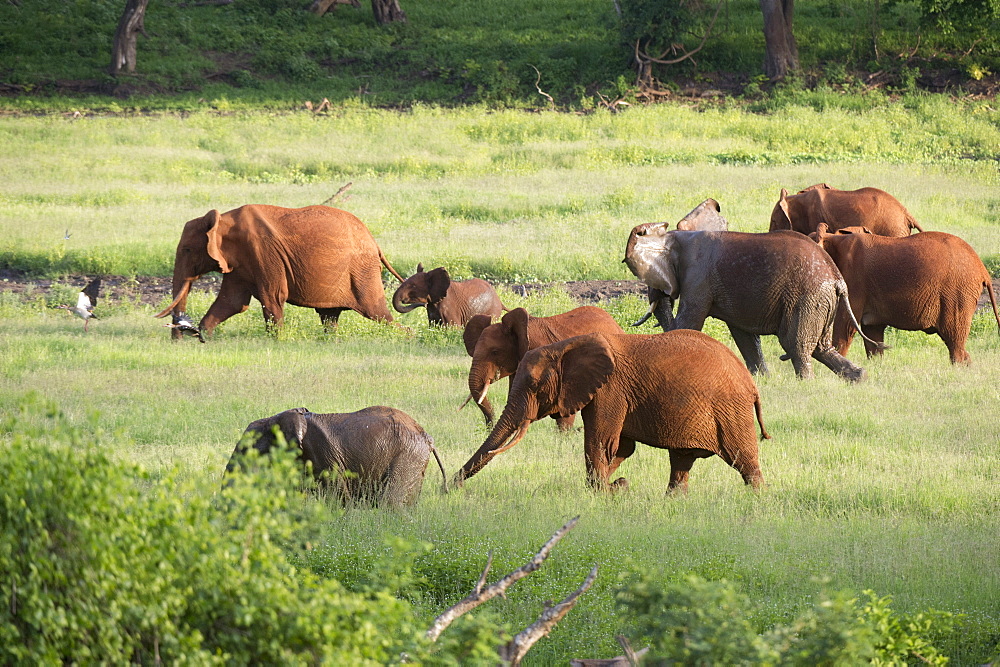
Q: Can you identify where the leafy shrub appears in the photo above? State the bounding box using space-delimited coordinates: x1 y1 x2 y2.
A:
616 572 957 665
0 395 498 663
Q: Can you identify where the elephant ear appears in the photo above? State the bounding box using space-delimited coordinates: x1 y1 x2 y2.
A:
809 222 830 244
204 209 233 274
276 408 309 449
426 267 451 303
776 188 793 229
416 262 424 274
555 333 616 417
502 307 531 360
463 315 492 356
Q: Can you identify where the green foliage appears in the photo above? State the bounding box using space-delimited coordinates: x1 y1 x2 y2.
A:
0 396 498 663
618 0 694 58
616 573 956 665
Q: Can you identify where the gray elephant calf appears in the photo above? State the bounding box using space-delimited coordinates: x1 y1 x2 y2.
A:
226 406 446 508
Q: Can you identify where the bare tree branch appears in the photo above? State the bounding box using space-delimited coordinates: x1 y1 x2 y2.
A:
500 564 599 665
321 182 353 206
530 65 556 109
426 516 580 642
634 0 725 66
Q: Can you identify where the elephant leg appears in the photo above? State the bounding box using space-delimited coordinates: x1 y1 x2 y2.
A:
606 437 636 489
666 449 699 493
813 344 866 383
940 307 974 364
553 414 576 431
860 324 886 358
673 298 710 332
382 458 424 508
833 301 857 356
316 307 347 331
199 282 253 335
777 313 817 379
715 443 764 490
728 325 768 375
583 418 624 492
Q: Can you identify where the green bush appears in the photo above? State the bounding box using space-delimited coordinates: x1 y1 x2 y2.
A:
0 395 499 663
616 572 957 665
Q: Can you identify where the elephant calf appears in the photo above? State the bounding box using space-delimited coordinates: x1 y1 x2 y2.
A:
392 264 505 327
225 406 446 508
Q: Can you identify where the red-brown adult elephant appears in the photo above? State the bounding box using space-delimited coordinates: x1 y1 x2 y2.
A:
392 263 505 327
462 306 623 430
811 224 1000 363
454 330 770 493
769 184 924 236
155 204 403 340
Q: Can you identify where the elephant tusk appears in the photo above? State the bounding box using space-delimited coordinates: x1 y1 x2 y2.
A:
458 393 475 411
488 421 530 455
631 298 659 327
475 384 489 405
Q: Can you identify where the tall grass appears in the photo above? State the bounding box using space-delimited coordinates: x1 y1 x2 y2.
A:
2 104 999 279
2 289 999 662
2 105 999 662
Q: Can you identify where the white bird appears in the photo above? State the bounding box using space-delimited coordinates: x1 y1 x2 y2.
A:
59 277 100 331
163 314 205 342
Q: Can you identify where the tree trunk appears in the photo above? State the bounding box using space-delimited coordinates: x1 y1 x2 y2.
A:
109 0 150 76
371 0 406 25
759 0 798 80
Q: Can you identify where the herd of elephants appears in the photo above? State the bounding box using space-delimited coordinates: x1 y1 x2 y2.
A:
150 184 999 507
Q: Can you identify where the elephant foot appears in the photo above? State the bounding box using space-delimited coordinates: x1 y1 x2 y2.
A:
611 477 629 491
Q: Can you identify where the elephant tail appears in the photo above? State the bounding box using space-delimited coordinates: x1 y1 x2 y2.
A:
984 272 1000 337
905 210 924 233
835 280 889 354
428 440 448 494
755 396 771 440
378 247 405 282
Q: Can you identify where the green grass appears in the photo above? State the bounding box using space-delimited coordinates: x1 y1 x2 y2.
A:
2 295 999 663
2 104 1000 662
2 103 999 280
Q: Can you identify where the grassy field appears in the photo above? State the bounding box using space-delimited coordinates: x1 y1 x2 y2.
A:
2 103 999 662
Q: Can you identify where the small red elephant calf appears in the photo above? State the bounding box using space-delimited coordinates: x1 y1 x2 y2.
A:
811 224 1000 363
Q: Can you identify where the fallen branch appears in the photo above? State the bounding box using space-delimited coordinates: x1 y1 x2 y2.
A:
426 516 583 644
530 65 556 109
321 182 353 206
500 564 599 665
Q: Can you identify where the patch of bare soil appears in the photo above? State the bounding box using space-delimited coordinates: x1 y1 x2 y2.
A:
2 270 997 311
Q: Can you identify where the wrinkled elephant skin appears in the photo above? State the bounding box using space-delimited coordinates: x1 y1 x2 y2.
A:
455 330 769 493
155 204 403 339
770 185 923 236
813 226 1000 363
624 226 876 382
462 306 624 428
225 406 446 508
392 264 505 326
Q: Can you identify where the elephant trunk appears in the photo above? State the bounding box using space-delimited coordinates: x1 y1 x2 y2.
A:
454 409 531 487
467 363 497 426
392 285 422 314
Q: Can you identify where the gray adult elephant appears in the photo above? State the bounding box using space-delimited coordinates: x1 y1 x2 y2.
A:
225 406 446 508
624 225 881 381
392 263 505 327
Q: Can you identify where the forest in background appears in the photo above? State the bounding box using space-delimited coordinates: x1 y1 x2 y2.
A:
2 0 999 110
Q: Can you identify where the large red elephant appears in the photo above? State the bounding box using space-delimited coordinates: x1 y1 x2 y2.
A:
770 184 924 236
811 224 1000 363
155 204 403 339
454 330 770 493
